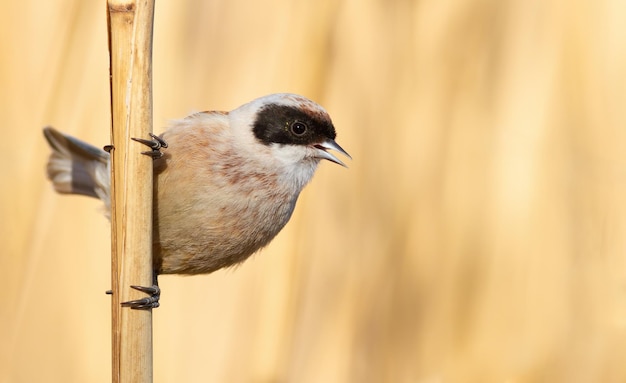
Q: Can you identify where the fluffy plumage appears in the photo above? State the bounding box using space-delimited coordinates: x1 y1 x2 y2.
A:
43 93 350 275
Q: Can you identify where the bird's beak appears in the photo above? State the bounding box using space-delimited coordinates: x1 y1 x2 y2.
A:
313 140 352 167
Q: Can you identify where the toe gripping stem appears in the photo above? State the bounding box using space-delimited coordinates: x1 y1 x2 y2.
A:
121 285 161 310
131 133 168 159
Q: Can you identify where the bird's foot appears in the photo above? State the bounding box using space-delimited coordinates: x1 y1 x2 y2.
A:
131 133 168 159
121 285 161 310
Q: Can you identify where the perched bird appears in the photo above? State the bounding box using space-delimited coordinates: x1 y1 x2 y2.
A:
43 93 350 308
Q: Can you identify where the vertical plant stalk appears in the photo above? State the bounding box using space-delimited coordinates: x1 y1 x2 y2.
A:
107 0 155 382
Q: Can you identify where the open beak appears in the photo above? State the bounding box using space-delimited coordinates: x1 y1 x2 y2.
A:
313 140 352 167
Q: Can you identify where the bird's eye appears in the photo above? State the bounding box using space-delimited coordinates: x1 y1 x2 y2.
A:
290 121 308 136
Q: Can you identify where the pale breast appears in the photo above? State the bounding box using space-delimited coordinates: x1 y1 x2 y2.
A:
151 114 300 274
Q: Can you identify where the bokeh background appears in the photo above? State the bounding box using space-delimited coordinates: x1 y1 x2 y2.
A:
2 0 626 382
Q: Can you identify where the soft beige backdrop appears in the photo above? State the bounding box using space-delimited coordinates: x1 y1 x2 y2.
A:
2 0 626 382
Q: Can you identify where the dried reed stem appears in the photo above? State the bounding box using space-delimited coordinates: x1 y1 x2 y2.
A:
106 0 155 382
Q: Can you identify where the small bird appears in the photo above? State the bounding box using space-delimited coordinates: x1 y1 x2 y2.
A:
43 93 350 308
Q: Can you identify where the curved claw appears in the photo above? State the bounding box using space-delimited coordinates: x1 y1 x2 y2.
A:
121 285 161 310
131 133 168 159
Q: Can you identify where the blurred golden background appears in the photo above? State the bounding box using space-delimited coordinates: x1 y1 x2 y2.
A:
2 0 626 382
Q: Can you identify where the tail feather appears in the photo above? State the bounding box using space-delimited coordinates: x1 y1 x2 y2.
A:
43 127 110 207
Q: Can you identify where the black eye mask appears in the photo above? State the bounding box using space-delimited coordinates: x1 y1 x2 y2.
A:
253 104 336 146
